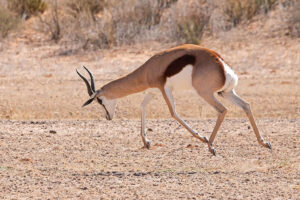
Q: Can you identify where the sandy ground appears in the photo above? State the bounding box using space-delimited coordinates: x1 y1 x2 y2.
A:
0 22 300 199
0 119 299 199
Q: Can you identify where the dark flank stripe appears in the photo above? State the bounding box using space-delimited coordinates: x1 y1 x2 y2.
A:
164 54 196 78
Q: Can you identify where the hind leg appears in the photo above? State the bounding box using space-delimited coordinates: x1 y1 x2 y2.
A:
191 67 228 155
161 86 209 144
197 91 228 155
221 90 272 149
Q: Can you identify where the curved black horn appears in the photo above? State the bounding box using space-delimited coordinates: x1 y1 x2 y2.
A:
83 66 95 93
76 69 93 96
82 96 96 107
82 90 101 107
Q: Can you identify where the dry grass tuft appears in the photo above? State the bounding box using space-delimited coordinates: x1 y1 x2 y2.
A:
8 0 47 20
0 6 19 38
288 0 300 37
103 0 177 46
37 0 60 42
225 0 277 27
66 0 105 21
153 0 213 44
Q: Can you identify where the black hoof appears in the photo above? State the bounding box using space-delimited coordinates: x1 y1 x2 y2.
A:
145 141 151 149
209 148 216 156
266 142 272 150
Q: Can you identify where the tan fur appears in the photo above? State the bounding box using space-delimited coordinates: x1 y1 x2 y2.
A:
101 44 226 99
88 44 271 155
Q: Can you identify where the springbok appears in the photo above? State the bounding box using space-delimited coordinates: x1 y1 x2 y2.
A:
76 44 271 155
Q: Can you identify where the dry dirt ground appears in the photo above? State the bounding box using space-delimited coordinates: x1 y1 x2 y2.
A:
0 119 299 199
0 26 300 198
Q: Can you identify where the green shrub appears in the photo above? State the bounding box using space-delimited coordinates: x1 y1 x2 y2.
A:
0 6 19 38
8 0 47 19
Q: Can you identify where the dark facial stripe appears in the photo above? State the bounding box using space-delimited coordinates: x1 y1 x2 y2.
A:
96 98 110 120
164 54 196 78
102 104 110 120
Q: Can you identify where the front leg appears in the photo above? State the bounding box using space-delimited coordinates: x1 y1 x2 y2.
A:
140 93 152 149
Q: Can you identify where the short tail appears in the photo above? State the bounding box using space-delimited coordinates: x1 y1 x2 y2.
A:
217 58 238 93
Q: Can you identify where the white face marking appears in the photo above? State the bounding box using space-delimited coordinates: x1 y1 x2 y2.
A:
100 96 117 120
166 64 193 92
218 58 238 92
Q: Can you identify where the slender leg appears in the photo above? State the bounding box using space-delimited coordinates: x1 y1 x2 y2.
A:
140 93 152 149
221 90 272 149
161 86 208 144
198 93 227 155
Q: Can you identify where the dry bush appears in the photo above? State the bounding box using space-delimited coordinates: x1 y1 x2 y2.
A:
30 0 295 51
55 0 212 50
32 0 213 50
8 0 47 20
34 0 109 51
0 6 19 38
175 14 210 44
288 0 300 37
61 0 110 50
225 0 277 27
47 0 177 51
38 0 60 42
160 0 213 44
66 0 105 21
224 0 243 26
105 0 177 45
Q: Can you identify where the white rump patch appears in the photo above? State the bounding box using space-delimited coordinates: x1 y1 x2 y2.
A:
218 58 238 92
166 64 193 92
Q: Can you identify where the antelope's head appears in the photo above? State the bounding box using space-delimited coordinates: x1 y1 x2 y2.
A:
76 66 117 120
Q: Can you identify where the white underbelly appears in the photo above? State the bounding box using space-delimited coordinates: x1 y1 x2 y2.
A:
165 64 193 92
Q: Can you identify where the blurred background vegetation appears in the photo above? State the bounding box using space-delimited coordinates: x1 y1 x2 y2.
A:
0 0 299 50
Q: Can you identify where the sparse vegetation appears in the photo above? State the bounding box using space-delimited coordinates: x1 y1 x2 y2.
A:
66 0 106 21
1 0 298 49
0 6 19 38
288 0 300 37
47 0 179 50
175 14 209 44
8 0 47 20
225 0 277 27
225 0 243 26
104 0 178 46
173 0 211 44
38 0 60 42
